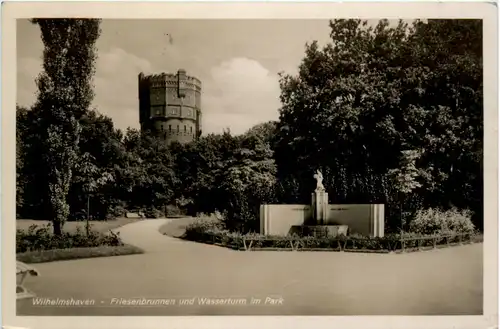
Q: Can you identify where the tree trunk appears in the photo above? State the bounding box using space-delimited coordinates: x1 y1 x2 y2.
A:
53 221 62 235
400 192 404 233
86 195 91 236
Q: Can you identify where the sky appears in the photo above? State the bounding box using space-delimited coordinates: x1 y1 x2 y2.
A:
17 19 337 135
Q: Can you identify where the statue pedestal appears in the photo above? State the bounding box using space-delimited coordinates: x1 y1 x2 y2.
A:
311 190 328 225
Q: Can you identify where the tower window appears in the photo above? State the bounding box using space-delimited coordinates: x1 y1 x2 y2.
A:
190 126 193 133
161 125 164 131
177 125 179 132
184 125 186 132
169 124 172 131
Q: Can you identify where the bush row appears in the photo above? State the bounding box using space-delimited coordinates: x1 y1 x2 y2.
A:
409 208 476 235
182 219 483 253
16 245 144 264
16 224 123 253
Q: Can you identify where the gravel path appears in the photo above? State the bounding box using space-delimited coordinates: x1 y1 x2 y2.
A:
17 218 483 316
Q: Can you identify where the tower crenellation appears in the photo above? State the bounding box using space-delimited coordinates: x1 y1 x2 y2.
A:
138 69 202 145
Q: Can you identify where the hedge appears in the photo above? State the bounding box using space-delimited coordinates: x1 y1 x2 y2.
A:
16 244 144 264
15 223 145 263
182 226 483 253
16 224 123 253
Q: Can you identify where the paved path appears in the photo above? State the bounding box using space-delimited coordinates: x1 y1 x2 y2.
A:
116 218 225 253
17 218 483 316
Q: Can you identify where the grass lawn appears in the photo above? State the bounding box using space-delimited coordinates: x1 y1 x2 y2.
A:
16 217 141 234
16 218 145 264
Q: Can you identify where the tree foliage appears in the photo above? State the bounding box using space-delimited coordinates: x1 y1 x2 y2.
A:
122 128 177 215
169 131 277 232
17 19 483 234
276 19 483 231
68 110 127 220
26 19 102 234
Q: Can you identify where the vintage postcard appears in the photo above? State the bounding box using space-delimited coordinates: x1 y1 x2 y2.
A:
2 1 498 329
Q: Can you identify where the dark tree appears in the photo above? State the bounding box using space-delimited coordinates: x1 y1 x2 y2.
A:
30 19 101 234
276 19 483 231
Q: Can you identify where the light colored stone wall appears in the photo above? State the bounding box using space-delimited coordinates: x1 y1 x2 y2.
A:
326 204 370 233
326 204 384 237
260 205 311 235
372 204 385 237
260 203 385 237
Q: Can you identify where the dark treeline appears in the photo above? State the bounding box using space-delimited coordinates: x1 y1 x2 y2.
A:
17 19 483 234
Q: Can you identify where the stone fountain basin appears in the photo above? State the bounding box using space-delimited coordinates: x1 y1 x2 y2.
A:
308 225 349 237
292 225 349 238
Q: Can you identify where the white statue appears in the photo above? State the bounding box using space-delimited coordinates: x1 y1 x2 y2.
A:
314 170 325 192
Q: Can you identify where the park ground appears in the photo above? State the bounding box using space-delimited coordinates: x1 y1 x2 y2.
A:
17 218 483 316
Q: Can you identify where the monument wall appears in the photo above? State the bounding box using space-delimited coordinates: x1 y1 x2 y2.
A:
260 205 311 235
326 204 385 237
260 204 385 237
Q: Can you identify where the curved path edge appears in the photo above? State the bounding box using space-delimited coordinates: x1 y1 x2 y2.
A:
112 218 216 253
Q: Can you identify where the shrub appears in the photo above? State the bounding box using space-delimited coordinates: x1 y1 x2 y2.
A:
183 218 223 239
409 207 476 235
105 202 128 219
220 189 263 233
16 224 123 253
300 236 341 249
195 211 223 220
183 218 244 249
143 207 163 219
68 197 127 221
165 205 184 217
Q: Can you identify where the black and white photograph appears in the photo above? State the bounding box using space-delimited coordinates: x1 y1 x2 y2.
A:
2 1 498 328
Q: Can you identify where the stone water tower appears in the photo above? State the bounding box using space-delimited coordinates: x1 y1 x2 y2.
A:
138 69 202 145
